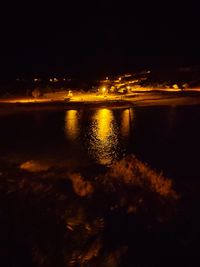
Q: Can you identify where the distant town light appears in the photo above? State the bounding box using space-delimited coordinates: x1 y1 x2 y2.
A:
173 84 179 89
68 90 73 97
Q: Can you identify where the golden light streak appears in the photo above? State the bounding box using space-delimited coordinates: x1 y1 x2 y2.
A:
121 109 130 137
95 109 112 141
89 109 118 165
65 110 79 140
1 99 52 103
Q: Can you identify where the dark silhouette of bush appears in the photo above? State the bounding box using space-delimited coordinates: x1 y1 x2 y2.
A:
0 156 179 267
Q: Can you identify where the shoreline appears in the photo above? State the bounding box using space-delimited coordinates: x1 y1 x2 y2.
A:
1 91 200 114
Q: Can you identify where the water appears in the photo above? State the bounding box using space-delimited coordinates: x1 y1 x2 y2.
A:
1 105 200 266
1 105 200 179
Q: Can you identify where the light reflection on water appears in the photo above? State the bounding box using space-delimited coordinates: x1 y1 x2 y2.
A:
88 109 119 165
0 107 135 168
63 108 133 165
121 109 131 137
1 105 200 178
65 110 79 141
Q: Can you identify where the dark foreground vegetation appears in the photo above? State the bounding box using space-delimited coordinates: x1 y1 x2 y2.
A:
0 156 199 266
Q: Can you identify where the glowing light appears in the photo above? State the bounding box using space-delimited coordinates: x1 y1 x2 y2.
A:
95 109 111 141
89 109 118 165
121 109 130 137
102 87 106 93
65 110 79 140
2 98 52 103
20 160 50 172
68 90 73 97
49 78 53 82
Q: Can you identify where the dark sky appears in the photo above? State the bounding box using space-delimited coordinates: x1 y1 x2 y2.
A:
0 1 200 79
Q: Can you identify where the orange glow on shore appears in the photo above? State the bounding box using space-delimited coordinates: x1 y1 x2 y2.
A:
0 98 53 103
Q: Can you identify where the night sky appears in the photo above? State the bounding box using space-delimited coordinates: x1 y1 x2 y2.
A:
0 2 200 79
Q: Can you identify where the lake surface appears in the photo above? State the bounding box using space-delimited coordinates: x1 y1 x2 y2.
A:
1 105 200 267
1 105 200 180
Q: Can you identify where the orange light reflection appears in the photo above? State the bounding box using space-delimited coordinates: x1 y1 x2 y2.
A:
90 109 118 165
65 110 79 140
